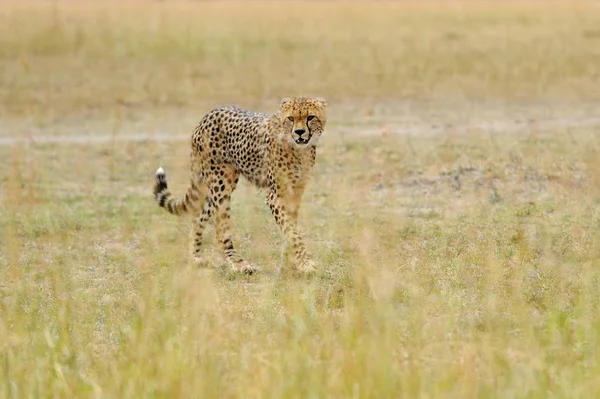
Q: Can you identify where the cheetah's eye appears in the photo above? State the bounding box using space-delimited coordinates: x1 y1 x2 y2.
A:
307 115 316 122
287 116 294 122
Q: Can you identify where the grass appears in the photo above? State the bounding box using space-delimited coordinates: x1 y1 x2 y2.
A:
1 0 600 120
3 126 600 397
2 0 600 398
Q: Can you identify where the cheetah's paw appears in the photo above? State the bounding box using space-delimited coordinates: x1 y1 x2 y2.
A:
297 259 318 274
232 260 260 275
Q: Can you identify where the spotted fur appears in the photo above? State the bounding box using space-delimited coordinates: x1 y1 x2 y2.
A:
153 97 327 274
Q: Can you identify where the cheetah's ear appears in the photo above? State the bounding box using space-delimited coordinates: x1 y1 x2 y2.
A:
315 97 327 108
280 97 292 109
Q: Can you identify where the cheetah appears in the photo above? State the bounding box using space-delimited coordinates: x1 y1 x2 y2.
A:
153 97 327 274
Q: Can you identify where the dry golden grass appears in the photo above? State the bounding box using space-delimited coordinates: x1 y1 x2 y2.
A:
1 0 600 119
2 1 600 398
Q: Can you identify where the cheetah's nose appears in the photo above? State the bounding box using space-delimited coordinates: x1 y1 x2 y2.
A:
294 129 306 136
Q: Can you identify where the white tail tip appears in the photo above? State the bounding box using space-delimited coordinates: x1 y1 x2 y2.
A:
156 167 165 175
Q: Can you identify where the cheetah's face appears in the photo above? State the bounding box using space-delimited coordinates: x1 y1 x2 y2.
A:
280 97 327 148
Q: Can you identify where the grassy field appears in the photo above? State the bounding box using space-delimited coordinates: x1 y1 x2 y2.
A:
2 1 600 398
2 0 600 121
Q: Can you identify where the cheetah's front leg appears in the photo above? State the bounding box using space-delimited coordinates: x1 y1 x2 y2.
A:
266 189 316 274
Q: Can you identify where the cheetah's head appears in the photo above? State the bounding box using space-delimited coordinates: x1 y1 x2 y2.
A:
280 96 327 148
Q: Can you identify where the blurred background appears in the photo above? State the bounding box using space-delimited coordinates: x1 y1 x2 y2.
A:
2 0 600 133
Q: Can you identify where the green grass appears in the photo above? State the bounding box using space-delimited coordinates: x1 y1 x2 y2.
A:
2 126 600 397
2 0 600 397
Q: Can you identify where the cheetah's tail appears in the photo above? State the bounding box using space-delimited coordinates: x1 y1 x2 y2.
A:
153 167 207 216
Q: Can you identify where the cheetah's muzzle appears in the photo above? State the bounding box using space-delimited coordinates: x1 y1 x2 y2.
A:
295 136 311 145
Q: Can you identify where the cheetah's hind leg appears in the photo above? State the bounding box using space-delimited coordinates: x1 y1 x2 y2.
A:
190 195 215 267
211 168 259 275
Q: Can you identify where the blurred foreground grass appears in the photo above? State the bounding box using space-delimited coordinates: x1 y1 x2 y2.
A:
1 0 600 119
2 125 600 397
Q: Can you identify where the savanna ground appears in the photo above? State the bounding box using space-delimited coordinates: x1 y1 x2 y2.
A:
1 1 600 397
